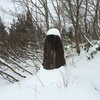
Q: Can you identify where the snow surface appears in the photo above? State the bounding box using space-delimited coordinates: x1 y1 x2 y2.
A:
0 48 100 100
47 28 61 38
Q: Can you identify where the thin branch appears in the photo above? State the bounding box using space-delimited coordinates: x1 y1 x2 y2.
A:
0 71 19 83
83 35 94 47
0 58 26 78
0 46 33 75
92 83 100 92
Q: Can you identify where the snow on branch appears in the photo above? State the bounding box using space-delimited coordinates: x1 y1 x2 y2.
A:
0 71 19 83
0 58 26 78
83 35 94 47
0 46 33 75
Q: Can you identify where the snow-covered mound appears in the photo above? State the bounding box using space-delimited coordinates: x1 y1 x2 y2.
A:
47 28 61 38
0 49 100 100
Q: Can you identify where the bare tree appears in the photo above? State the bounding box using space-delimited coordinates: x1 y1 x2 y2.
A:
51 0 62 31
19 0 49 31
63 0 83 54
84 0 88 37
92 0 99 39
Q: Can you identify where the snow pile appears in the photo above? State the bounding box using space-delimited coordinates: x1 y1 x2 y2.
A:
47 28 61 38
0 49 100 100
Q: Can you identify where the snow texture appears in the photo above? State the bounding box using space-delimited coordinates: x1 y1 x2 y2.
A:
0 48 100 100
47 28 61 38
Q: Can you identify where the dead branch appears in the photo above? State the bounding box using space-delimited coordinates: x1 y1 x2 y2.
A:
0 46 33 75
0 58 26 78
0 71 19 83
83 35 94 47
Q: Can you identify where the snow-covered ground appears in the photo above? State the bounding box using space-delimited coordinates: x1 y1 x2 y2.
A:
0 47 100 100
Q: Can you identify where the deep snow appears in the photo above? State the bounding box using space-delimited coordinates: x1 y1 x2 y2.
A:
0 48 100 100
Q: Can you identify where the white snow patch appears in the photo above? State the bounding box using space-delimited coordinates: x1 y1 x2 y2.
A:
0 47 100 100
47 28 61 38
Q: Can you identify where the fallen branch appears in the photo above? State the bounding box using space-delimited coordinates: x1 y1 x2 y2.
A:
8 58 33 75
0 58 26 78
0 71 19 83
83 35 94 47
0 46 35 75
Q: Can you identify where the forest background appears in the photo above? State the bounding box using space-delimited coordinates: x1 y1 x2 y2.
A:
0 0 100 82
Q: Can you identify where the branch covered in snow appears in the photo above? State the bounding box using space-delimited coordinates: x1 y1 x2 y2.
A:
0 71 19 83
83 35 94 47
0 47 33 75
0 58 26 78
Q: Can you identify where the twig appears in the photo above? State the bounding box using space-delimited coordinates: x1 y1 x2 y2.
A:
35 74 44 87
26 48 42 63
0 47 33 75
83 35 94 47
0 58 26 78
0 71 19 83
92 83 100 92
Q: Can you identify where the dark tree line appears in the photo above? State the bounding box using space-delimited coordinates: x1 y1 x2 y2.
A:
0 0 100 61
0 11 44 82
8 0 100 54
0 10 45 57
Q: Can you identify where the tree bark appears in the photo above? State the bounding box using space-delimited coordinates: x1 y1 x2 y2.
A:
43 35 65 69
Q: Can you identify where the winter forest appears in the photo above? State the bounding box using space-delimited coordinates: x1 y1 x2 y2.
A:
0 0 100 100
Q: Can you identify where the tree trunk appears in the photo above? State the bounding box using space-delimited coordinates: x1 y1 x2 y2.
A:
43 35 66 69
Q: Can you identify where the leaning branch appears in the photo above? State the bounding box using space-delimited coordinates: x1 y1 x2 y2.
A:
83 35 94 47
0 71 19 83
0 58 26 78
0 47 33 75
